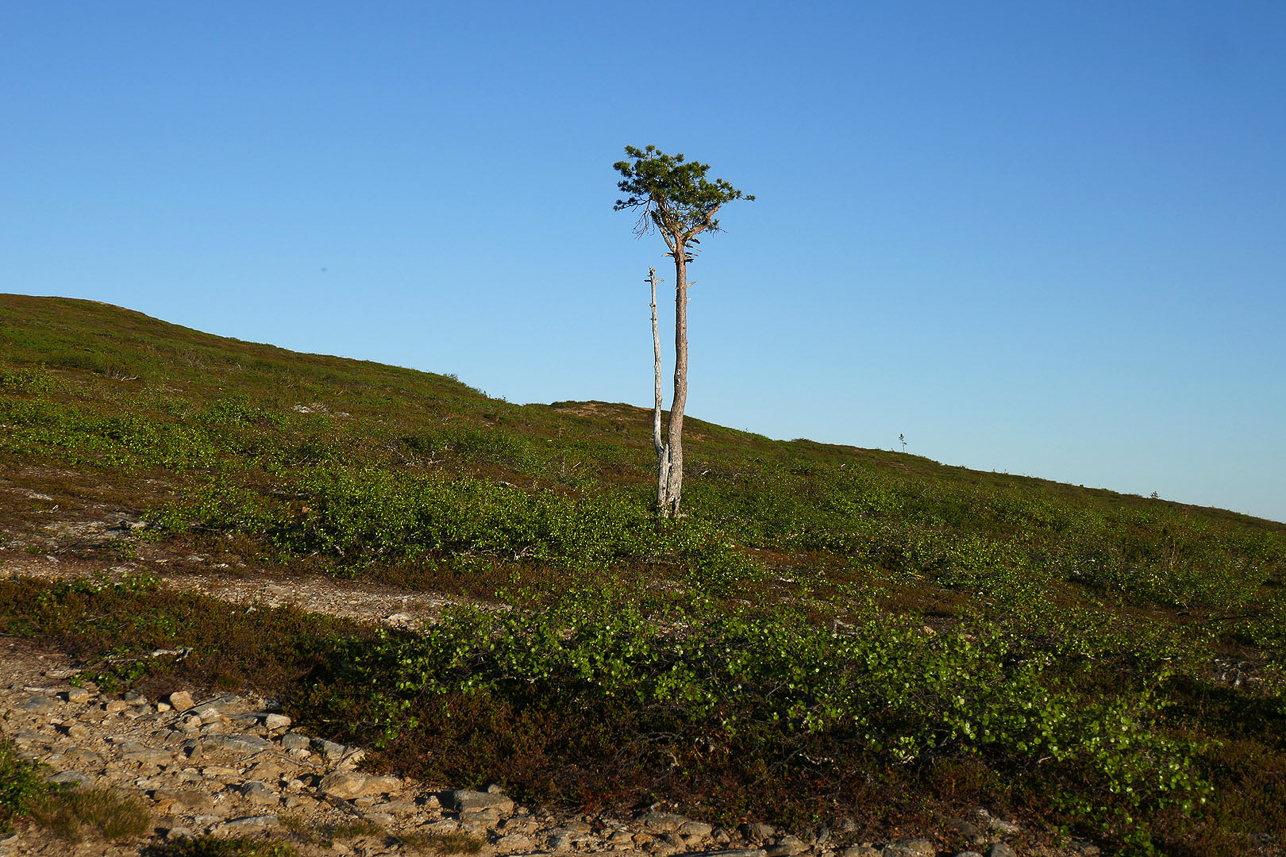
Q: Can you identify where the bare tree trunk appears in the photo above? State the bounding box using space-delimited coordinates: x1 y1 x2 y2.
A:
648 267 670 511
665 240 689 515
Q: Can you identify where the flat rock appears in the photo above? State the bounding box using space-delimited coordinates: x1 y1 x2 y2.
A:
151 789 213 812
191 733 272 759
239 780 279 805
210 814 279 835
23 694 56 713
118 741 174 765
765 836 808 857
639 810 691 833
47 770 92 786
494 832 535 851
319 771 373 800
188 694 243 719
263 713 291 730
977 810 1020 835
446 788 515 815
883 841 935 857
742 823 778 842
280 732 310 751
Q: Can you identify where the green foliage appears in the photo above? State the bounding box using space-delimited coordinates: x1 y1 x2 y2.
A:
0 740 50 833
4 293 1286 855
0 574 368 698
314 582 1211 846
614 145 753 237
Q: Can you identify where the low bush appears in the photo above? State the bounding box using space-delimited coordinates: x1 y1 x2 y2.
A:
311 582 1211 848
0 740 49 833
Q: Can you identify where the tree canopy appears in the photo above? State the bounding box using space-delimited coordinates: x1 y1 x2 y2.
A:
613 145 754 247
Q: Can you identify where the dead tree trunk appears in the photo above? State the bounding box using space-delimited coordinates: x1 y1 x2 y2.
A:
648 267 671 511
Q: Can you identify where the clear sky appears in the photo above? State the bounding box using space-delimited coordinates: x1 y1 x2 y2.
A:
2 2 1284 522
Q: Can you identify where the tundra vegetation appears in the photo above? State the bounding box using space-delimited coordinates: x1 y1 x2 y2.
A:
0 294 1284 856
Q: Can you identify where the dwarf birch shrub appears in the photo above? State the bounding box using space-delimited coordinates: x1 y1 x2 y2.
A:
323 583 1210 845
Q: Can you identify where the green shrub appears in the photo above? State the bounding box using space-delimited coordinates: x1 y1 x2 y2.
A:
0 740 49 832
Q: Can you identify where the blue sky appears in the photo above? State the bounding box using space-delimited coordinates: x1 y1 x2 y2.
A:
2 2 1284 522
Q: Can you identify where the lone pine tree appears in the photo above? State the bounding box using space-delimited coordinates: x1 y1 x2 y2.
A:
614 145 753 516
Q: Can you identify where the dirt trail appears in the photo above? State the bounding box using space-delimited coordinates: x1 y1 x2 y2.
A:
0 552 453 630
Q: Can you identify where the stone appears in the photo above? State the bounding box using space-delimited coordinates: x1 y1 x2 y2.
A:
312 737 348 759
692 851 768 857
64 687 90 704
48 770 92 786
460 806 503 825
199 765 239 778
188 694 241 719
210 814 279 834
946 818 984 841
765 836 808 857
841 849 881 857
280 732 310 751
639 810 691 833
977 810 1020 836
192 733 271 759
118 741 175 765
681 821 715 837
366 775 403 795
494 833 536 851
263 713 291 730
742 823 778 842
239 780 278 805
955 852 984 857
151 789 213 812
445 788 515 815
319 771 373 800
23 694 56 713
245 758 292 781
883 841 935 857
63 723 90 742
104 699 129 712
986 845 1017 857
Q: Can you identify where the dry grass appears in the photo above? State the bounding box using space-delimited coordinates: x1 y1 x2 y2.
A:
395 831 486 854
29 785 151 843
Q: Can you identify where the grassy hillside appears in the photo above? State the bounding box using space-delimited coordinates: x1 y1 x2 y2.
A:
1 294 1283 855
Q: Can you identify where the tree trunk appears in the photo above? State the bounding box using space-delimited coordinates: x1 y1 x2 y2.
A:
665 239 689 515
648 268 671 511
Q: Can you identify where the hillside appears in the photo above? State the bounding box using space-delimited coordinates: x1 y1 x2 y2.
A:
1 294 1284 856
